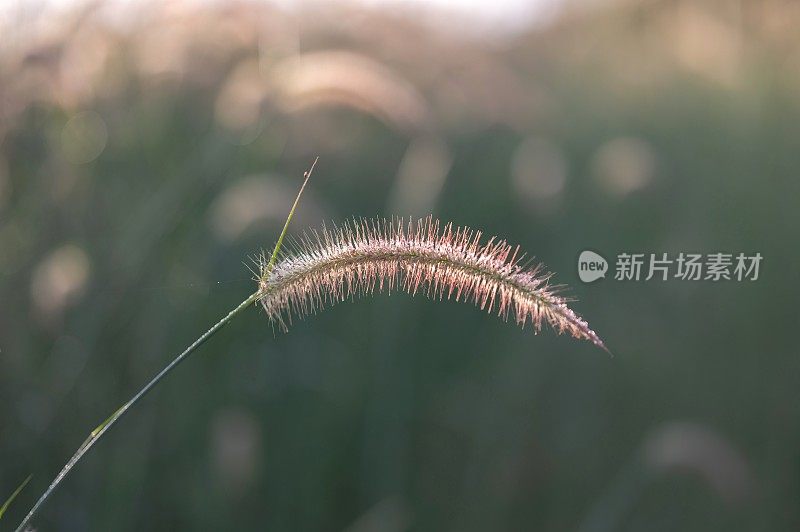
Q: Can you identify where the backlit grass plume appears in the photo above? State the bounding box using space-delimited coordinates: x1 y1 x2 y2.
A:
13 160 604 532
257 217 606 350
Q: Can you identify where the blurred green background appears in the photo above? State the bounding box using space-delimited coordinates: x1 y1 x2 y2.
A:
1 0 799 530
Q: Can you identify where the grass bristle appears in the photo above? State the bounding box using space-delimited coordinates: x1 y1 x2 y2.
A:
257 216 606 350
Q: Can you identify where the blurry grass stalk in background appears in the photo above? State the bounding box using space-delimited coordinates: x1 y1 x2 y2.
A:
12 159 316 532
0 476 31 522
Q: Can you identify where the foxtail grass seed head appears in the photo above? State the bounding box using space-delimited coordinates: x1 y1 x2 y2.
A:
257 216 606 350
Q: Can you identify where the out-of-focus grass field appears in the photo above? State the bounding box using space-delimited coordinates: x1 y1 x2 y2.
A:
1 1 799 530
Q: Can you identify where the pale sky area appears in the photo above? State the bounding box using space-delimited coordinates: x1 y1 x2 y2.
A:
0 0 568 37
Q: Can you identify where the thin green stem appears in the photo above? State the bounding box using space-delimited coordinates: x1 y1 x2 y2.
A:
262 156 317 280
14 291 259 532
15 158 317 532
